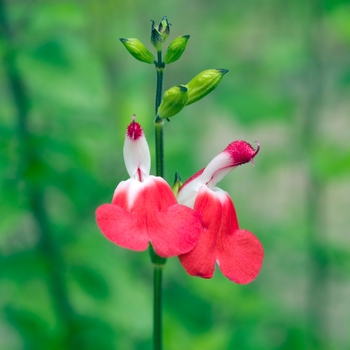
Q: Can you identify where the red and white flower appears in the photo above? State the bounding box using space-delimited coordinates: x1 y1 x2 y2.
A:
95 117 201 258
177 141 264 284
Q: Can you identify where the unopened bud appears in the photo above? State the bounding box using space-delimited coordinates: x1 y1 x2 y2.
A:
157 85 189 119
159 16 170 37
119 38 155 64
164 35 190 64
172 172 183 196
186 69 229 105
151 16 171 51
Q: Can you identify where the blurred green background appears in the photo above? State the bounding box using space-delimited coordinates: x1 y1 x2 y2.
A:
1 0 350 349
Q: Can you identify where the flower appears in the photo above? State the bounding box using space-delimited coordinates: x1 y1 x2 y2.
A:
95 116 202 258
177 140 263 284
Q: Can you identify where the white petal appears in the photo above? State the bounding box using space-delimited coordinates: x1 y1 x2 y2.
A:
123 119 150 181
178 152 232 207
201 152 233 188
177 180 203 208
113 178 143 209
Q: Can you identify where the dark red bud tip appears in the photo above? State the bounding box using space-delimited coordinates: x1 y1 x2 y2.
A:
225 140 260 166
126 114 143 141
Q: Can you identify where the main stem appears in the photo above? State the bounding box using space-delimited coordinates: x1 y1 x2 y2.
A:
151 255 165 350
151 50 166 350
155 51 165 178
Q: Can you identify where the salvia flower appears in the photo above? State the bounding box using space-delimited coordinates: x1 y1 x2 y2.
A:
95 116 202 258
177 140 264 284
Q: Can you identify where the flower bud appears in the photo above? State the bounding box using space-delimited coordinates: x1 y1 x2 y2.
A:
151 16 171 51
158 16 171 39
186 68 228 106
172 172 183 196
164 35 190 64
157 85 189 119
119 38 155 64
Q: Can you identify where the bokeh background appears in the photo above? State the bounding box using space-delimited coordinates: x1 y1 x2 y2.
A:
1 0 350 349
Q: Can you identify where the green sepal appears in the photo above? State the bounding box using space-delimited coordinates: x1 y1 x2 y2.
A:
186 68 229 105
157 85 189 119
119 38 155 64
172 172 183 197
164 35 190 64
149 245 167 266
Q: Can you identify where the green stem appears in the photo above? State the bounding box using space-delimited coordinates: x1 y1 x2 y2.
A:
154 52 165 177
155 51 164 113
150 50 166 350
154 120 164 178
149 246 166 350
153 265 163 350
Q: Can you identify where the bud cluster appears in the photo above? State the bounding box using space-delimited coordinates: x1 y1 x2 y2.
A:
119 16 229 120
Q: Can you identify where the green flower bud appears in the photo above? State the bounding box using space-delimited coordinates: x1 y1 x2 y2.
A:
186 68 229 105
151 21 163 51
159 16 170 37
119 38 155 64
151 16 171 51
172 172 183 196
157 85 189 119
164 35 190 64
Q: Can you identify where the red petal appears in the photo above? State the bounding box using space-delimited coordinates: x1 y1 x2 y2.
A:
216 229 264 284
151 204 202 257
216 194 263 283
140 177 201 257
178 187 222 278
96 204 149 251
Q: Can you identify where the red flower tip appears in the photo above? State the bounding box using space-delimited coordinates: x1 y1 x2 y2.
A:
224 140 260 166
126 114 143 141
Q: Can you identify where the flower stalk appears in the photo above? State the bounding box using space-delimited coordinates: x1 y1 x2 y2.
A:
154 50 165 177
153 42 165 350
155 51 165 114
